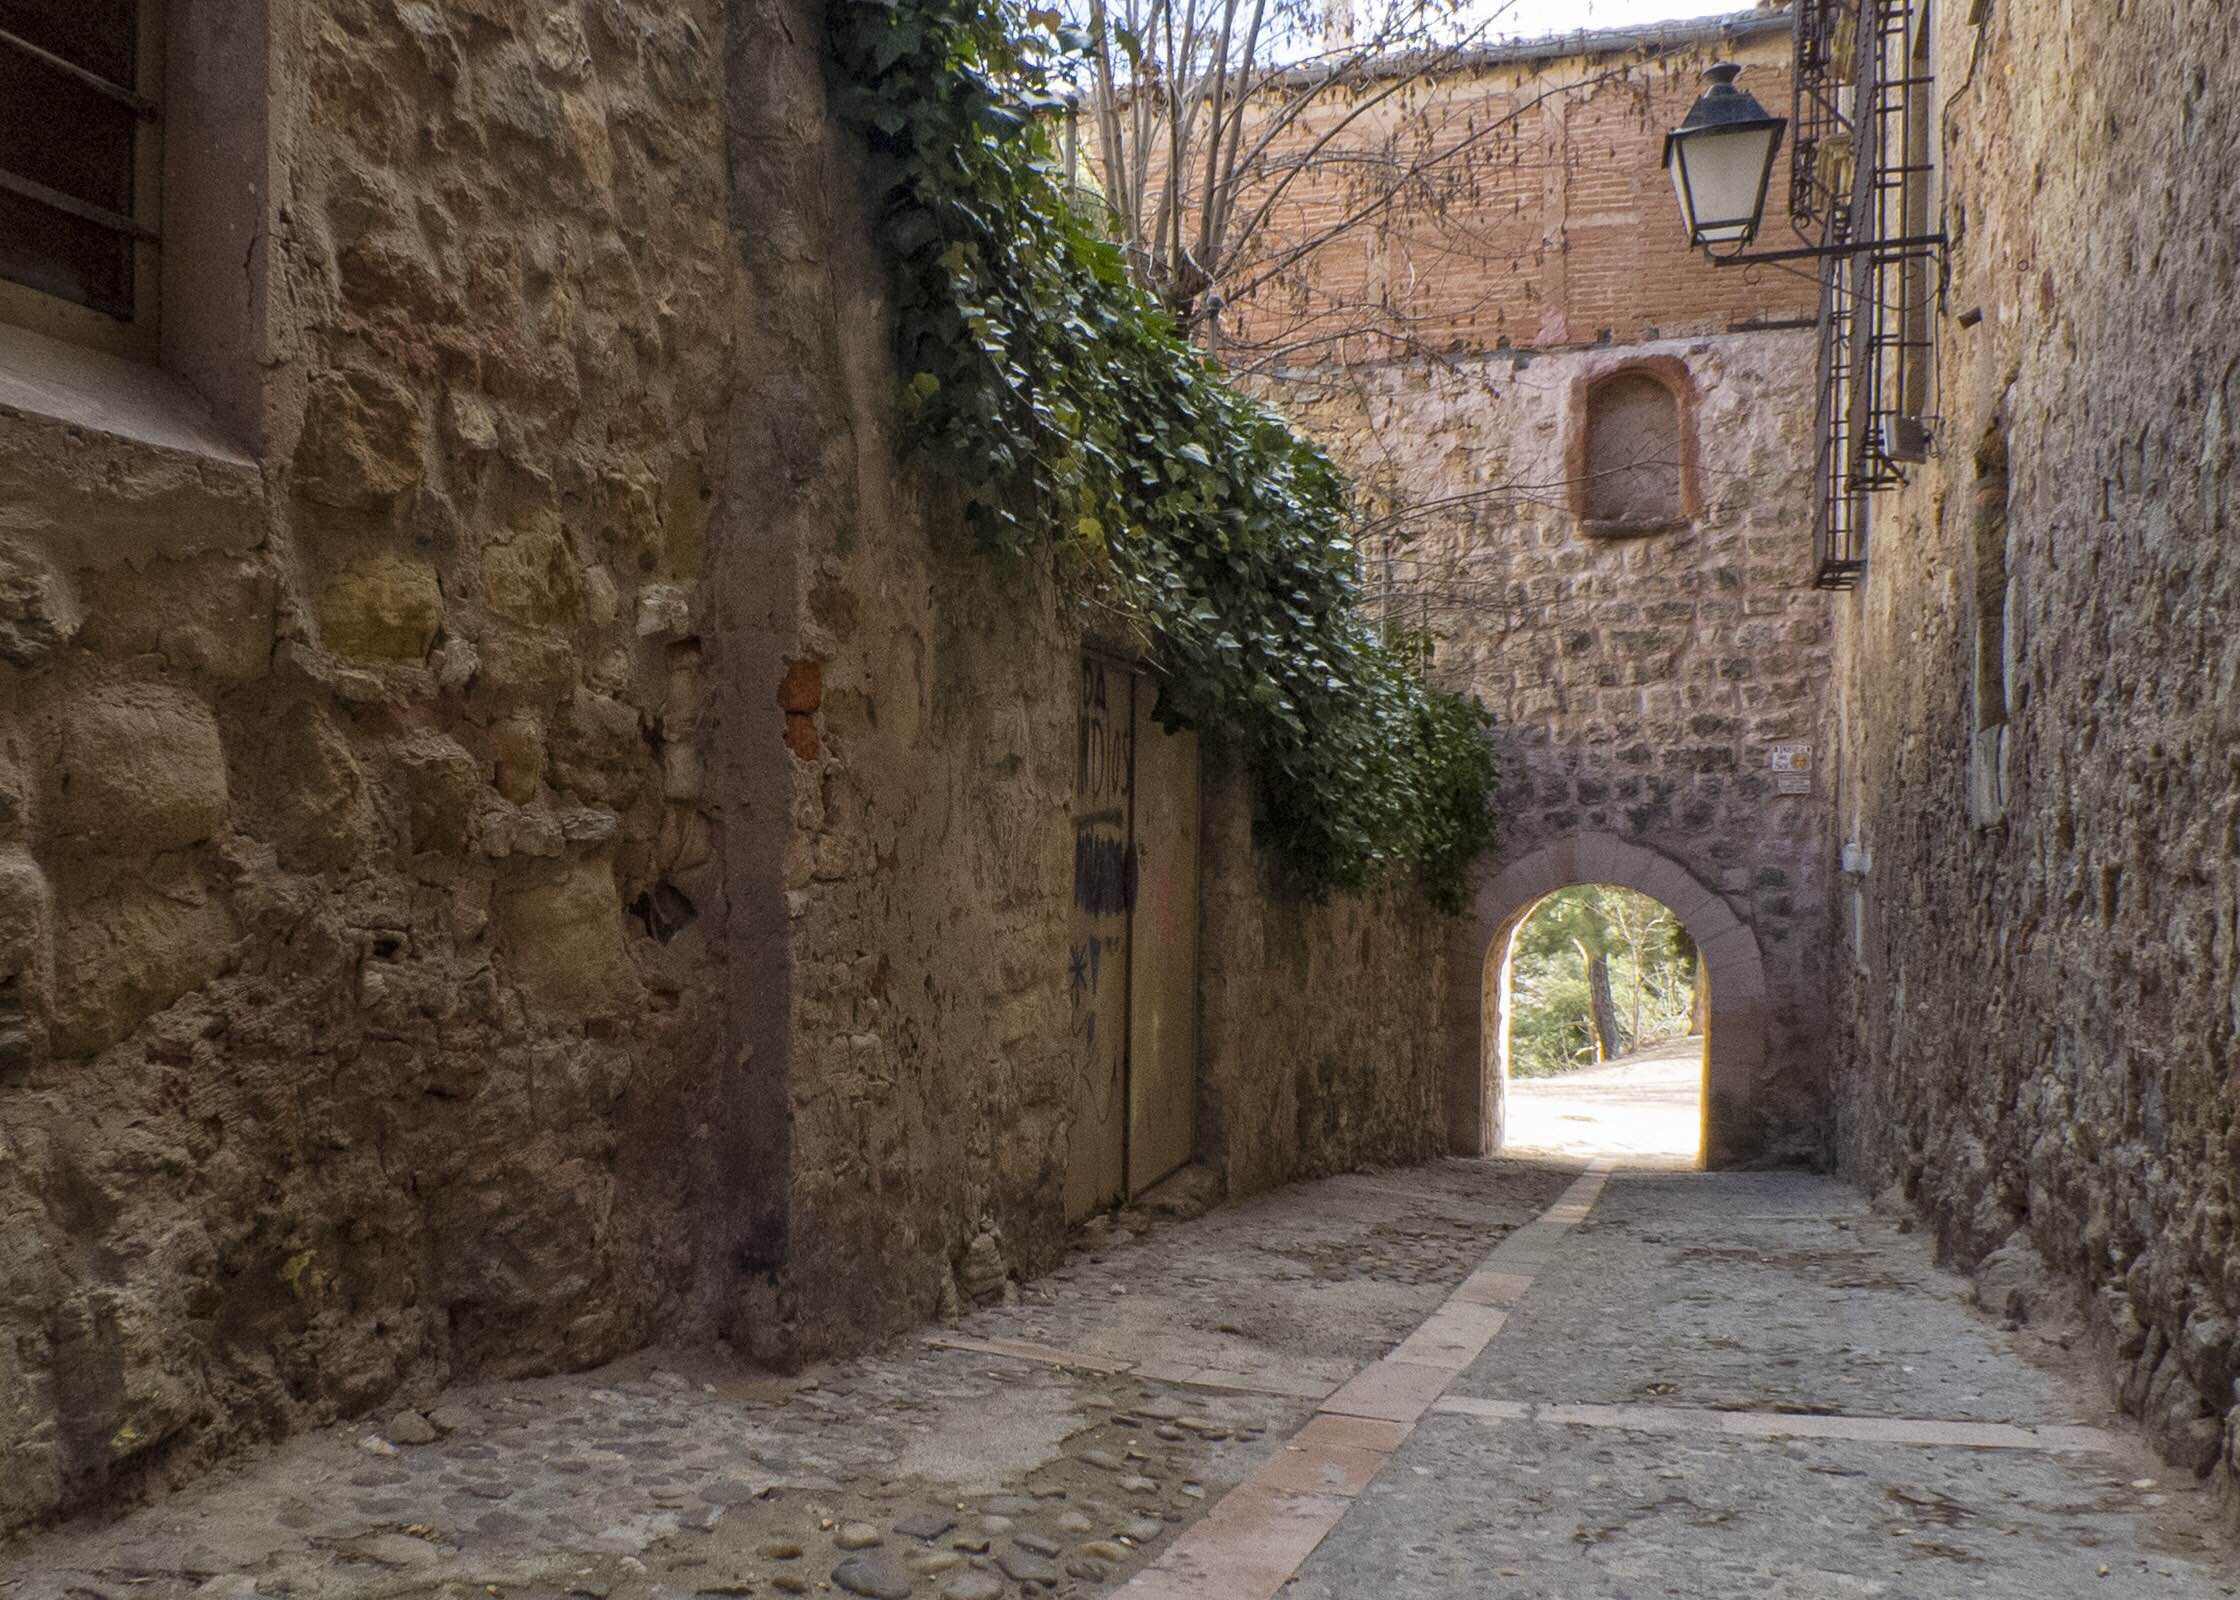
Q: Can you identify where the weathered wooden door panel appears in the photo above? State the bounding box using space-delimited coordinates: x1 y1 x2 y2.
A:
1065 656 1132 1222
1126 688 1198 1196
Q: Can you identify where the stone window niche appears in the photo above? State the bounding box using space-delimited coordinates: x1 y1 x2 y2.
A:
0 0 268 452
1568 358 1700 538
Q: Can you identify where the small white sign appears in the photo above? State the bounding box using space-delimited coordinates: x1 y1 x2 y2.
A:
1771 744 1812 794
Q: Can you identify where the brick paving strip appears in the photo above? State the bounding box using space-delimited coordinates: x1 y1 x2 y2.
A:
1106 1159 1617 1600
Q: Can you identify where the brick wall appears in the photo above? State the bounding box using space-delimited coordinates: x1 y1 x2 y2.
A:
1225 22 1816 362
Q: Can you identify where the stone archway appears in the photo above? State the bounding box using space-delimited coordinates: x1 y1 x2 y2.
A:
1442 831 1770 1169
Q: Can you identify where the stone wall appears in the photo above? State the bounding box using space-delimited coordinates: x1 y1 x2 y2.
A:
1228 15 1834 1166
1196 754 1455 1199
1271 326 1831 1165
0 0 740 1534
1823 0 2240 1508
0 0 1466 1536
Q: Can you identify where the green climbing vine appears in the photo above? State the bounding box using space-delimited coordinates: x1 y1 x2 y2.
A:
824 0 1497 907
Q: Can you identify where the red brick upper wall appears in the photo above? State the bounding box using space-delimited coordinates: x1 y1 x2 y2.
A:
1224 21 1816 362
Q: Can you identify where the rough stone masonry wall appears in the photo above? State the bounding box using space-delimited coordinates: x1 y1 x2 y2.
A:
1273 331 1831 1163
1825 0 2240 1508
0 0 738 1535
1195 755 1454 1200
720 5 1079 1353
711 0 1467 1368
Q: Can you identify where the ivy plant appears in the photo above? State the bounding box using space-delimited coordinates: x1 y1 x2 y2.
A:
824 0 1498 908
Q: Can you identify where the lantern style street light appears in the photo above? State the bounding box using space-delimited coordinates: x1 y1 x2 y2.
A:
1663 63 1786 249
1665 61 1946 266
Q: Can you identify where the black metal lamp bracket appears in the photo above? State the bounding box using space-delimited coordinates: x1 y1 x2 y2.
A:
1705 232 1948 267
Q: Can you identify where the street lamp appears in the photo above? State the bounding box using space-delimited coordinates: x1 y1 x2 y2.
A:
1664 61 1946 267
1663 63 1786 249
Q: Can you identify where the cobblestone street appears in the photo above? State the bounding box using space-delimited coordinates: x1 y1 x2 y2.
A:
14 1084 2235 1600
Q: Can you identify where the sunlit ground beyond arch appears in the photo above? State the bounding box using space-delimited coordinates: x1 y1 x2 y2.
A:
1490 880 1707 1168
1501 1036 1705 1168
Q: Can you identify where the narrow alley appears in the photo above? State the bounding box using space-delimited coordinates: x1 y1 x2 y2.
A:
3 0 2237 1586
16 1075 2231 1598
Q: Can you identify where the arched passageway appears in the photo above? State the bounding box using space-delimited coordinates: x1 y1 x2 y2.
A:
1495 885 1704 1165
1445 832 1770 1168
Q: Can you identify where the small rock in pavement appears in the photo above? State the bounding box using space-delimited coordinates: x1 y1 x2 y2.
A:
836 1522 885 1550
831 1554 915 1598
387 1411 438 1446
996 1548 1062 1586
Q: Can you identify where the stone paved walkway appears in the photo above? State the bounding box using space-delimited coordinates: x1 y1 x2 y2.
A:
9 1105 2236 1598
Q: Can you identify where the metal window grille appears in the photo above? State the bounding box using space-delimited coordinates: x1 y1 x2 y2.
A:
1791 0 1939 589
0 3 159 323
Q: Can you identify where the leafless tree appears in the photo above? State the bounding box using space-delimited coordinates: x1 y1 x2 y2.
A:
1059 0 1690 375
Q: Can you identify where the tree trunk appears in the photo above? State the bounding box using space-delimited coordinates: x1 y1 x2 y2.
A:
1587 953 1622 1063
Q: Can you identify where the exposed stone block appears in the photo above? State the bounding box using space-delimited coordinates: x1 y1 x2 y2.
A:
318 554 443 663
50 867 235 1057
258 703 376 871
636 582 693 638
390 731 483 854
497 855 642 1017
0 849 54 1072
482 513 584 626
490 714 546 804
77 555 275 683
0 538 80 668
294 368 429 509
49 682 230 856
447 390 500 454
548 690 645 806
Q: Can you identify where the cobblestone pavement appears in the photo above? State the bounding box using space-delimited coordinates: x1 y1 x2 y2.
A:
11 1132 2238 1598
1285 1169 2240 1597
3 1161 1573 1600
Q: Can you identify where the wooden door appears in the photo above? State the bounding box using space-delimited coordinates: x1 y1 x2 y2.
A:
1065 656 1133 1221
1125 687 1198 1195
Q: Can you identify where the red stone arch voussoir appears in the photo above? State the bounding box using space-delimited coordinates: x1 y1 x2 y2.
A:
1442 831 1769 1169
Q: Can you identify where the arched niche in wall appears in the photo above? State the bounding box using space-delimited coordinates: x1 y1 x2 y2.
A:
1567 356 1701 537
